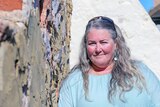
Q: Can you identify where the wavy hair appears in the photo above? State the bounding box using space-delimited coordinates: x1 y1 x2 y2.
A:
73 16 146 102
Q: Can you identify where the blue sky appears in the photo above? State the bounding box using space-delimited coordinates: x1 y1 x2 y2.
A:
139 0 154 12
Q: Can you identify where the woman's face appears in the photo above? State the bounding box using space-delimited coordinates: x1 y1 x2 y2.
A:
87 28 116 69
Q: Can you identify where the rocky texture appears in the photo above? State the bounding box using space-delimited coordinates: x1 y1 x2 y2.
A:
0 0 22 11
40 0 72 106
154 0 160 7
0 0 72 107
70 0 160 78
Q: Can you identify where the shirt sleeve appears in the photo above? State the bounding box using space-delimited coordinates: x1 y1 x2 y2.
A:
58 80 73 107
140 63 160 107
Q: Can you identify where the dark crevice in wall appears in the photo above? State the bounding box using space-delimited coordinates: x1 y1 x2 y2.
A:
0 26 16 45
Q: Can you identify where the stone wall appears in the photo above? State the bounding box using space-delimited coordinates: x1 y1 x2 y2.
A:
0 0 72 107
154 0 160 7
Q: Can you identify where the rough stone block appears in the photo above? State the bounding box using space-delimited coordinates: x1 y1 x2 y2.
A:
0 0 22 11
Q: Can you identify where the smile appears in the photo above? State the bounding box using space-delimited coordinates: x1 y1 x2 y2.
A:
94 54 105 57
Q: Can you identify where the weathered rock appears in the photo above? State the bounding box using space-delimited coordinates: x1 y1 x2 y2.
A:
0 0 72 107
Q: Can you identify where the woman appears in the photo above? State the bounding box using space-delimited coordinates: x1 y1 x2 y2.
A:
58 16 160 107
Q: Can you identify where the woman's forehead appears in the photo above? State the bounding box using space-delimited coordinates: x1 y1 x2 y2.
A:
87 28 112 39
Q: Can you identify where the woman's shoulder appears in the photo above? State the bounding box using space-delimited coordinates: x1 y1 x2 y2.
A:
133 60 159 80
60 67 83 89
133 60 150 71
134 60 152 73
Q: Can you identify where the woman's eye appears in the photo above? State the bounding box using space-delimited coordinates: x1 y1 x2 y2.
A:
101 41 108 44
88 42 96 45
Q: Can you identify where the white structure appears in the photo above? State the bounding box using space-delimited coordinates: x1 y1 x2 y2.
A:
70 0 160 78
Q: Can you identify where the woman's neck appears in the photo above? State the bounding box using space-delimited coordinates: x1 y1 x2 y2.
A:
90 62 114 75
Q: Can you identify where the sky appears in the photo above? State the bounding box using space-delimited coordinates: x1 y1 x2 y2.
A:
139 0 154 12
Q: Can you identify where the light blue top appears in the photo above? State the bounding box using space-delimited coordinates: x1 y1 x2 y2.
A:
58 62 160 107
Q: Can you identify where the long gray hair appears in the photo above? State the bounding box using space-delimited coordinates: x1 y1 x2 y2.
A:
73 16 146 102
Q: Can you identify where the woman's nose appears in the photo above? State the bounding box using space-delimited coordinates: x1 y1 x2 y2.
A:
95 43 102 52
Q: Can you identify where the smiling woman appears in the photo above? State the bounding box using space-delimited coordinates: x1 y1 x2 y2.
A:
58 16 160 107
86 28 116 75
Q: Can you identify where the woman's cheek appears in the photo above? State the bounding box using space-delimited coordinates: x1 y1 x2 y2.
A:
104 44 115 53
87 46 94 56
